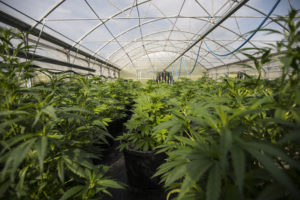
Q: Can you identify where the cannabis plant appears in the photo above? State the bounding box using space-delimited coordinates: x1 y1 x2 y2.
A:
0 29 124 199
154 9 300 200
117 87 176 151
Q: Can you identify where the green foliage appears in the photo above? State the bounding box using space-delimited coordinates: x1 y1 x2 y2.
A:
153 9 300 200
0 29 127 199
117 86 175 151
1 9 300 200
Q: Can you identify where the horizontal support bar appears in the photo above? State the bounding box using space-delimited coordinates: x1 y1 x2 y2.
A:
0 9 119 71
46 15 292 21
8 48 96 72
164 0 249 70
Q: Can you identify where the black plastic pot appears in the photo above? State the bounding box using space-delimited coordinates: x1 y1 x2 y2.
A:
107 119 124 137
107 110 132 137
123 149 167 189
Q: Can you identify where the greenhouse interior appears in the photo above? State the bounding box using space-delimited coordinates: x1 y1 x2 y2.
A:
0 0 300 199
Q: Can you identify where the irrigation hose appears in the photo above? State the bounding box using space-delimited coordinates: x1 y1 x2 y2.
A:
167 0 280 80
204 0 281 56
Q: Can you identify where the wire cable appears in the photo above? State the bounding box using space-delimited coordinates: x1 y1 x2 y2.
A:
204 0 281 57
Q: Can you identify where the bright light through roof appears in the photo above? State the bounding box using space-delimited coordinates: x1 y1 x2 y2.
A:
0 0 299 78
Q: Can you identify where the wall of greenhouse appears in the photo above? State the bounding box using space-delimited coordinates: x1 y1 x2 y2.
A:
207 57 283 79
1 1 300 200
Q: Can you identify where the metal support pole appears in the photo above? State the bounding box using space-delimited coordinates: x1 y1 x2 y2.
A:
164 0 249 71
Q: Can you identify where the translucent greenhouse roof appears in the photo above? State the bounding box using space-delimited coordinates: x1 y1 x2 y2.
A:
0 0 299 78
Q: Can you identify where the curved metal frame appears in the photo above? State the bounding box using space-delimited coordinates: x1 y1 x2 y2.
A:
93 16 254 57
1 0 294 75
98 16 257 66
113 42 219 68
117 43 222 70
108 29 239 67
121 50 209 72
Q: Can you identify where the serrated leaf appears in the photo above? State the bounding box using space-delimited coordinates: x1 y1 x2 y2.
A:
0 110 29 116
59 185 84 200
174 136 195 146
206 164 221 200
220 129 232 168
245 147 299 198
165 164 186 187
16 165 29 197
231 146 245 193
35 136 48 173
42 105 57 120
2 138 37 181
178 158 213 199
246 142 300 170
97 179 125 189
57 159 64 184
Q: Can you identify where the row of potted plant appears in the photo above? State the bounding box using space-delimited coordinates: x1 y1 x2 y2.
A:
0 28 142 199
117 10 300 200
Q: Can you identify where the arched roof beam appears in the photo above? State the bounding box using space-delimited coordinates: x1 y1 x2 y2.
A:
114 43 217 69
84 0 138 72
112 40 223 69
162 0 186 51
108 29 235 66
72 0 151 48
135 0 155 71
106 27 243 64
95 12 256 62
164 0 250 70
92 0 244 66
120 49 211 71
31 0 66 30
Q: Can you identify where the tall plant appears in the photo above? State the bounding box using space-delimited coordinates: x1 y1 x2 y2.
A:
0 29 124 199
154 9 300 200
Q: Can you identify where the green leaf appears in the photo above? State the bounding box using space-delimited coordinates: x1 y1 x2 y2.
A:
244 147 299 198
57 159 64 184
231 146 245 193
42 105 57 120
174 136 195 146
0 134 36 155
97 179 125 189
16 165 29 197
0 110 29 116
63 155 87 178
178 158 213 199
165 164 186 187
2 138 37 181
154 159 187 178
0 118 26 130
246 142 300 170
220 129 232 168
35 136 48 173
206 164 221 200
32 110 42 127
92 120 107 130
59 185 84 200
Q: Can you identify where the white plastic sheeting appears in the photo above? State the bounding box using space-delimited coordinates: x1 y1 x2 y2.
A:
0 0 299 79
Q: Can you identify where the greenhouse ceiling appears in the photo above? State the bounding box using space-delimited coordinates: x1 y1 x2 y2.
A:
0 0 299 78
